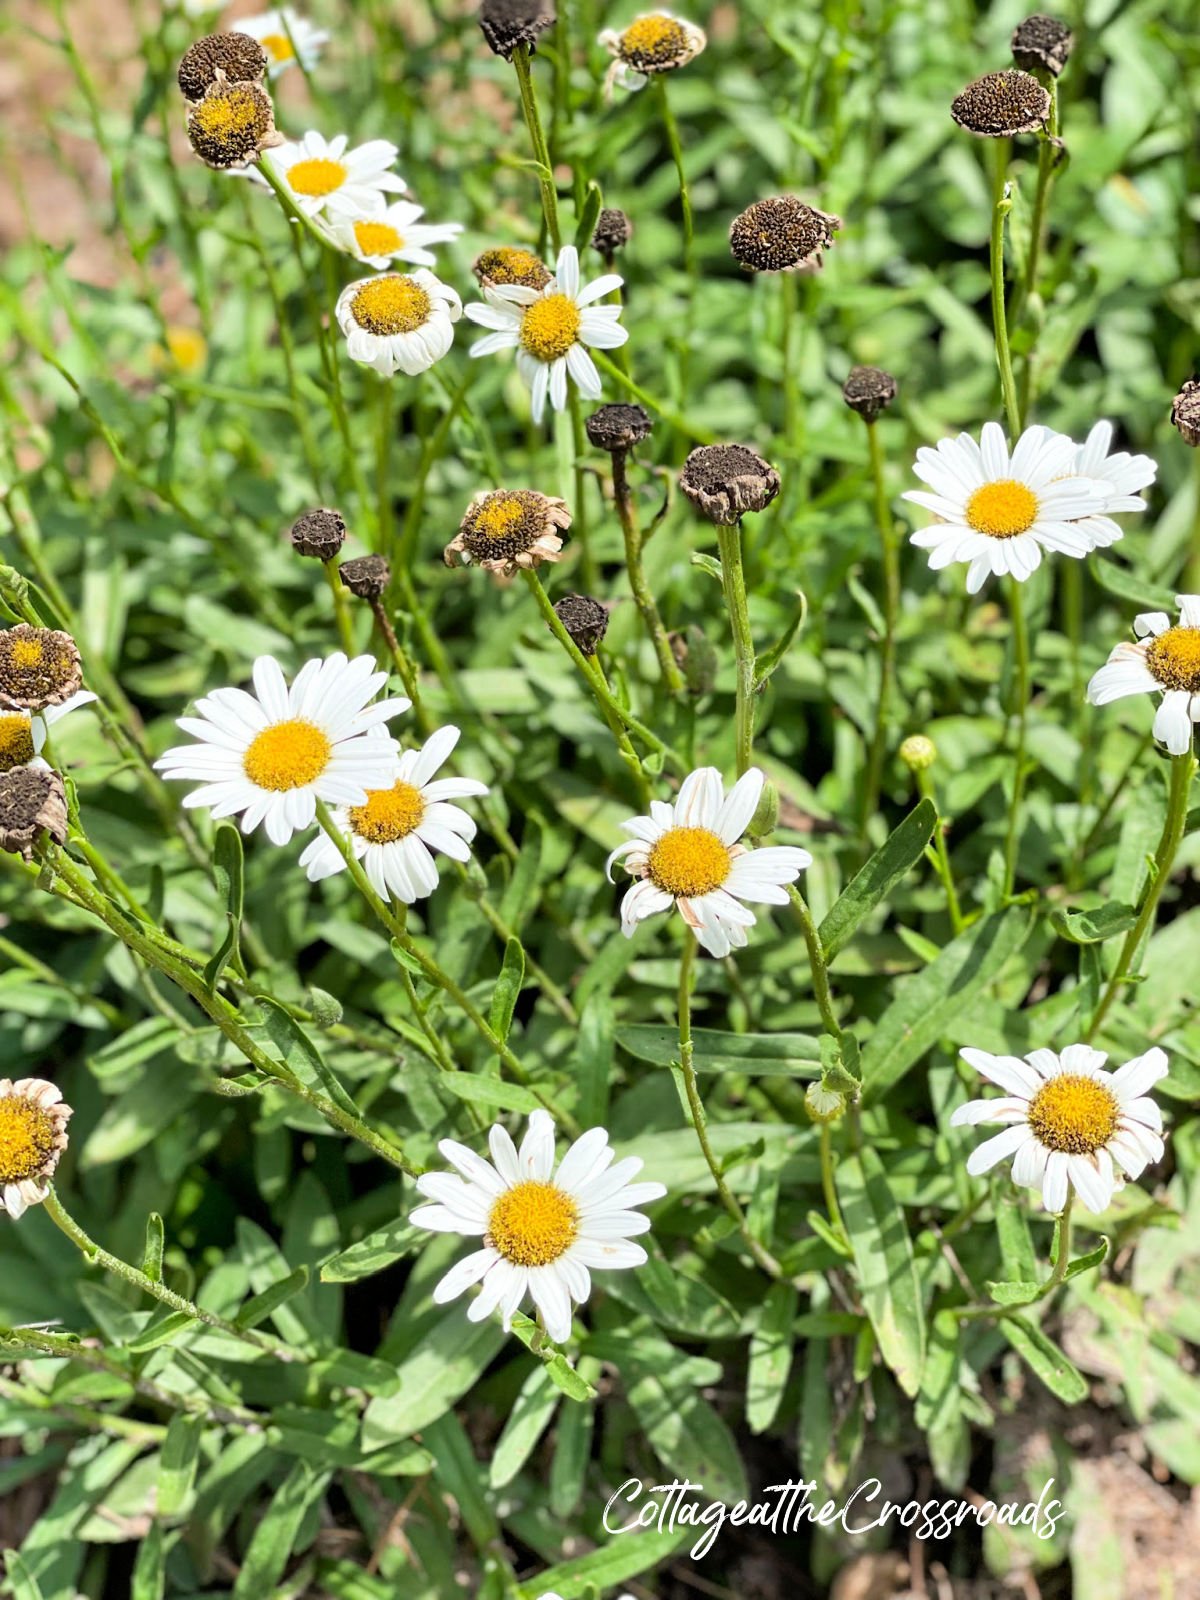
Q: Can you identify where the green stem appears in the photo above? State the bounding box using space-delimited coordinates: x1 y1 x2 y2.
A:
917 769 966 935
717 521 756 776
612 449 685 692
954 1194 1076 1321
592 353 713 443
512 44 561 252
1011 76 1058 400
819 1124 846 1238
788 884 844 1043
860 420 899 829
322 559 358 655
654 77 694 278
988 138 1021 438
1001 576 1031 899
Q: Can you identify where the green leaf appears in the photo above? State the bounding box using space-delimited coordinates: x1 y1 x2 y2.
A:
623 1338 749 1504
320 1220 423 1283
747 1281 796 1435
522 1526 690 1599
2 1551 46 1600
1000 1314 1089 1402
259 1001 362 1122
231 1461 329 1599
1087 555 1175 614
488 938 524 1042
915 1310 969 1488
836 1150 926 1396
490 1364 560 1488
549 1357 600 1517
755 589 808 687
362 1312 507 1445
130 1523 164 1600
235 1264 310 1330
1051 902 1138 944
437 1074 544 1114
203 821 244 991
573 180 604 251
819 798 937 960
157 1414 203 1518
509 1312 597 1401
1064 1237 1109 1280
616 1023 821 1076
141 1213 164 1283
987 1279 1043 1307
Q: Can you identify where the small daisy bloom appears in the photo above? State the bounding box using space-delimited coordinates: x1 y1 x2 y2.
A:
902 422 1113 594
0 691 97 776
262 132 406 220
411 1110 666 1344
1062 419 1157 549
335 271 461 378
326 199 463 270
154 654 409 847
952 1044 1168 1214
0 1078 72 1220
466 245 627 425
607 766 812 958
599 11 707 92
235 9 329 76
299 724 488 902
1087 595 1200 755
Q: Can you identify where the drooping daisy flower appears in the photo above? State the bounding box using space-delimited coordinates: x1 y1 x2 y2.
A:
466 245 627 425
607 766 812 958
299 725 488 902
599 11 707 92
235 9 329 76
335 271 461 378
411 1110 666 1344
326 200 462 270
0 1078 72 1220
262 132 406 220
952 1044 1168 1214
1063 420 1157 549
902 422 1114 594
1087 595 1200 755
0 691 97 775
154 654 409 847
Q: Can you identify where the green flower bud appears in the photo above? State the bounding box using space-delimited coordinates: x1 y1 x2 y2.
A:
306 987 343 1028
899 734 937 772
805 1082 846 1124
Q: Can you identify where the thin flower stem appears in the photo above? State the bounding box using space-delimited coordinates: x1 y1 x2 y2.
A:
654 77 694 278
677 940 783 1279
611 449 686 693
512 44 562 252
1001 575 1031 900
1011 77 1059 389
860 419 899 829
819 1124 846 1239
592 354 714 443
788 884 845 1043
916 769 966 934
988 138 1021 438
1085 751 1194 1041
322 559 358 655
717 521 756 777
954 1194 1077 1321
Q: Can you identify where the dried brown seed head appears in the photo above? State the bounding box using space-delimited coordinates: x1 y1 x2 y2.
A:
841 365 898 422
290 507 347 561
478 0 557 60
679 444 781 525
445 489 571 575
0 626 83 713
177 32 269 102
338 554 392 600
0 766 68 861
552 594 610 656
585 403 652 453
1170 379 1200 448
1010 14 1073 76
186 78 278 169
729 195 841 274
591 208 633 257
951 69 1050 137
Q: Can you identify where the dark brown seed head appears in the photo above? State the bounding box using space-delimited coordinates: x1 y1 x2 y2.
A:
1170 379 1200 448
472 247 554 291
1010 14 1074 76
591 208 633 257
478 0 557 61
338 554 392 600
679 444 781 526
0 766 68 861
552 594 610 656
841 366 898 422
0 626 83 713
951 69 1050 137
729 195 841 274
290 507 347 561
177 32 269 102
186 78 278 169
585 403 652 453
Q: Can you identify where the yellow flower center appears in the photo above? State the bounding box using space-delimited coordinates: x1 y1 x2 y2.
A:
472 494 527 540
349 780 425 843
0 714 35 772
620 13 688 65
965 480 1039 539
0 1096 57 1185
287 157 349 198
488 1180 579 1267
646 826 732 898
476 247 551 288
243 719 332 791
1146 626 1200 694
353 220 404 257
165 326 208 374
10 638 43 670
1026 1074 1120 1155
261 32 295 62
519 294 581 363
192 85 263 143
351 276 432 335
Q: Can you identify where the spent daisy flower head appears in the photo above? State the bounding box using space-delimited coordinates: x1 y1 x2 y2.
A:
951 69 1050 137
599 11 707 92
607 766 812 958
444 488 571 575
952 1044 1168 1215
154 653 409 847
902 422 1115 594
176 32 268 102
263 132 406 219
0 626 85 714
1087 595 1200 755
299 725 488 903
411 1109 666 1344
0 767 69 861
0 691 97 776
326 200 463 270
335 271 462 377
186 78 280 169
0 1079 72 1220
235 9 329 76
466 245 627 425
729 195 841 275
472 246 553 292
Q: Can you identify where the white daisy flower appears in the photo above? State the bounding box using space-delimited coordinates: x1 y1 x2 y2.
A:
902 422 1114 595
606 766 812 959
411 1110 666 1345
0 691 97 775
1087 594 1200 756
262 132 406 220
234 8 329 76
335 270 461 378
1060 419 1157 550
299 724 488 902
325 199 463 270
0 1077 72 1220
465 244 627 425
154 654 409 847
599 11 707 93
951 1043 1169 1215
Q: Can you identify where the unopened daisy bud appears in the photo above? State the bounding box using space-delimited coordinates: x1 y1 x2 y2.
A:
177 32 269 102
805 1082 846 1125
289 507 347 562
186 77 279 169
841 365 898 423
729 195 841 275
899 734 937 772
747 780 779 839
338 554 391 601
472 247 553 292
1010 14 1074 77
1170 379 1200 448
307 987 344 1028
672 625 719 695
950 69 1050 138
445 489 571 577
0 766 68 861
591 207 633 259
0 625 84 713
679 443 781 526
552 594 610 656
585 402 652 454
0 1078 73 1219
478 0 556 61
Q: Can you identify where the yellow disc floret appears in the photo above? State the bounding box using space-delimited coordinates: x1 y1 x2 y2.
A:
1027 1074 1120 1155
350 780 425 843
965 480 1039 539
243 719 332 791
187 82 274 168
646 826 732 898
261 32 295 62
519 294 581 363
351 276 432 335
353 220 404 258
0 715 35 773
287 157 349 198
472 495 527 541
620 13 688 66
0 1096 57 1186
1146 626 1200 694
488 1180 579 1267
